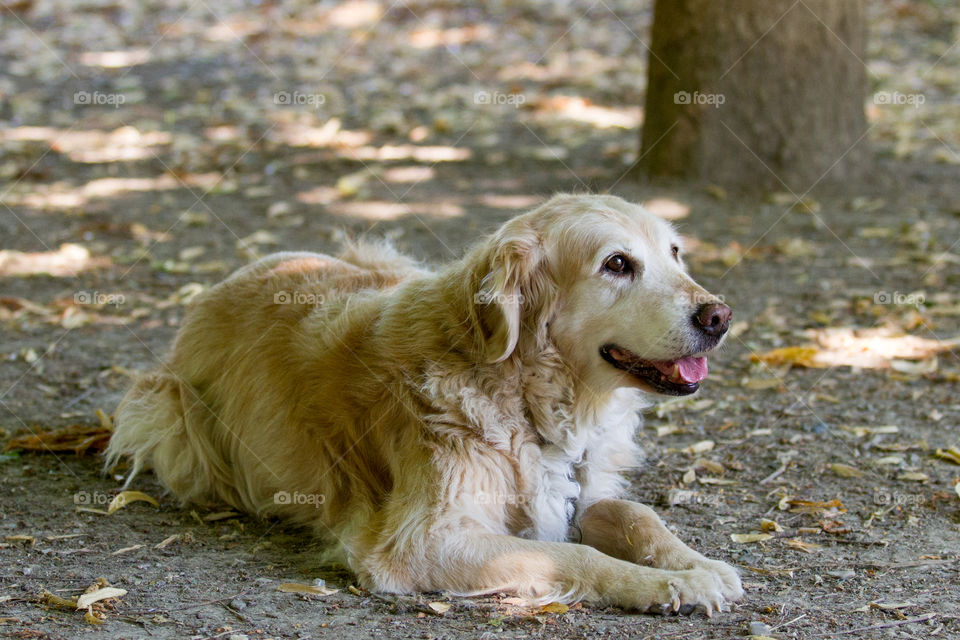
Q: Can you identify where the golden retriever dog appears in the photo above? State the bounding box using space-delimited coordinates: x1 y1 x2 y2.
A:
107 194 743 615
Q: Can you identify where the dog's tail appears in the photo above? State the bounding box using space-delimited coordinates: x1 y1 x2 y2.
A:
105 371 231 505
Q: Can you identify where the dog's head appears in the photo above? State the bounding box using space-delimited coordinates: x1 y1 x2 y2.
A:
475 194 731 397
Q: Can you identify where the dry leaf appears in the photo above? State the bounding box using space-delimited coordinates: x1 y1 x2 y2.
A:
76 587 127 609
40 589 78 609
698 476 736 485
683 440 715 455
428 601 452 614
760 519 783 532
108 491 159 514
933 447 960 465
203 511 240 521
276 583 338 596
693 459 725 474
83 609 105 625
897 472 929 482
830 463 864 478
784 538 821 553
751 330 960 370
731 533 773 543
786 499 846 515
540 602 569 614
5 424 112 456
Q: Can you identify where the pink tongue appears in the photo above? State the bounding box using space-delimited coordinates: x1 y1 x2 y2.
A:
653 357 709 383
677 356 708 383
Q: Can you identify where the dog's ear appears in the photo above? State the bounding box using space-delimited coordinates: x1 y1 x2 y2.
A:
474 218 544 363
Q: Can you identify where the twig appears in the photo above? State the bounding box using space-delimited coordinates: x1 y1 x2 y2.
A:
814 613 937 637
759 463 788 485
771 613 807 630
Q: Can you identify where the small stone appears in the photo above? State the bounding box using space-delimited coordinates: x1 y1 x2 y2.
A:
827 569 856 580
748 621 772 636
230 598 247 610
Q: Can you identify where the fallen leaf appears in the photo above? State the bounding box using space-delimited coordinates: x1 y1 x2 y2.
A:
76 587 126 609
785 499 846 515
830 463 864 478
760 519 783 532
897 472 929 482
698 476 737 485
731 533 773 543
5 424 112 456
40 590 77 609
276 583 338 596
83 609 104 625
933 447 960 465
107 491 159 514
683 440 715 455
540 602 569 614
203 511 240 521
784 538 821 553
751 329 960 370
428 601 452 614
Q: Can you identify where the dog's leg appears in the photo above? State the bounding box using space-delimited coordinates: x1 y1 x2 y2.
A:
394 532 730 615
578 499 743 605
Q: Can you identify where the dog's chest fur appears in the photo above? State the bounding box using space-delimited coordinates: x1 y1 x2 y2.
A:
520 387 644 541
425 364 644 543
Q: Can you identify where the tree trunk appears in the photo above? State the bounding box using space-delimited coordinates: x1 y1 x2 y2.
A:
638 0 869 191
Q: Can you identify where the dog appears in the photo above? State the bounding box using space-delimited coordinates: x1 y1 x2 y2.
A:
107 194 743 615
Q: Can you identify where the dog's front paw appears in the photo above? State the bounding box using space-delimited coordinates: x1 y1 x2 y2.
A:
686 558 743 603
638 568 732 616
620 566 734 616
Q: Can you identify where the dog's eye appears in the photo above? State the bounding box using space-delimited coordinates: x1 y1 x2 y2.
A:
671 245 680 260
602 254 631 275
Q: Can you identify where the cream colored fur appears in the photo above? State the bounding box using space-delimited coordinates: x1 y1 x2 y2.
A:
106 194 743 614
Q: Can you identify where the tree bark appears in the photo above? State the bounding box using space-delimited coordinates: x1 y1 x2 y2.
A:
638 0 869 191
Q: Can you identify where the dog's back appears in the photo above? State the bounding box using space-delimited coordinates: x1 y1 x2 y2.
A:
106 244 424 522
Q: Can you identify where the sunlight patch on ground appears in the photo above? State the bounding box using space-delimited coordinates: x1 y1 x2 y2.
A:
642 198 690 220
752 327 960 371
0 126 171 164
2 173 221 210
324 200 464 220
78 49 151 68
0 244 109 277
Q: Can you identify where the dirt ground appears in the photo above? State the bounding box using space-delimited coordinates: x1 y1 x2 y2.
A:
2 1 959 638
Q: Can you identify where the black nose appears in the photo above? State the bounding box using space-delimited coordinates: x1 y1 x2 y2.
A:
693 302 731 337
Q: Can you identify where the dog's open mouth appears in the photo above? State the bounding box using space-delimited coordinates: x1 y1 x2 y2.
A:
600 344 708 396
